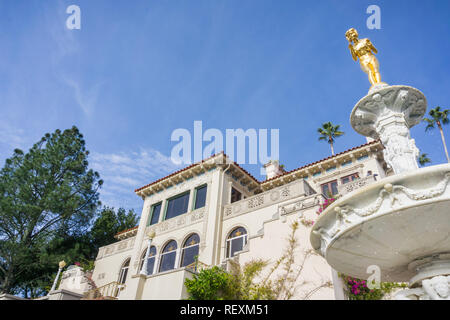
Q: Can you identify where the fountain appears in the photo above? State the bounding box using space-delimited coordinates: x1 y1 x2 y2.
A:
310 28 450 300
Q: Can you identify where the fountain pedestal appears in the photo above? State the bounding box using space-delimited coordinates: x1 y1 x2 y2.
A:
351 85 426 174
311 84 450 299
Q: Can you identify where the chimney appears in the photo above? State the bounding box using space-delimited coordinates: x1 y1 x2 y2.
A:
264 160 284 180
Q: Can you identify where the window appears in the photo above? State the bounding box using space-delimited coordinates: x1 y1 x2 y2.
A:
165 192 190 220
147 203 162 226
139 246 157 275
181 234 200 268
231 187 242 203
226 227 248 258
118 259 130 285
321 180 338 197
341 173 359 185
159 240 177 272
193 185 207 210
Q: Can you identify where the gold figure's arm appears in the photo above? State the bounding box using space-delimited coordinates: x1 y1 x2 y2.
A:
348 44 357 61
368 40 378 54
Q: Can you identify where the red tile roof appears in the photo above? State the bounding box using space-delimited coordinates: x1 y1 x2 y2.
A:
115 226 138 236
262 139 382 184
134 151 259 193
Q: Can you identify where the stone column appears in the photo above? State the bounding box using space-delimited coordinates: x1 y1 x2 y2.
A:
140 230 156 276
49 261 66 294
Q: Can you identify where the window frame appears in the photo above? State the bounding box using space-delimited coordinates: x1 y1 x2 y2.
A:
158 240 178 273
341 173 360 185
163 191 190 221
147 202 162 226
226 227 248 258
139 246 157 275
192 184 207 210
118 258 130 285
180 234 200 268
230 187 242 204
321 180 338 198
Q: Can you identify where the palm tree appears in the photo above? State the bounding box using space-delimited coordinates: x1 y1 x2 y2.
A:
418 153 431 167
423 106 450 163
317 122 344 156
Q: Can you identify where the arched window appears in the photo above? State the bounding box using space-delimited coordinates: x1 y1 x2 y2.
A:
159 240 177 272
139 246 157 275
118 258 130 284
181 234 200 268
226 227 248 258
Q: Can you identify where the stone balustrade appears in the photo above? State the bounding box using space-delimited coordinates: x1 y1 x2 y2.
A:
223 179 316 220
337 175 377 196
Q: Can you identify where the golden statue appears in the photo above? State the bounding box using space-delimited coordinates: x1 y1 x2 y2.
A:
346 28 384 86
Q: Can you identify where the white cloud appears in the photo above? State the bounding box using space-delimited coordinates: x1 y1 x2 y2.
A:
63 78 102 117
90 147 182 213
46 3 101 118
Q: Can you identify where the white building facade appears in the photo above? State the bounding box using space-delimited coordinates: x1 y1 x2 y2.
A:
88 140 389 300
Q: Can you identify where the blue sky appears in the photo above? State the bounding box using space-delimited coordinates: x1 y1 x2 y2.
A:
0 0 449 213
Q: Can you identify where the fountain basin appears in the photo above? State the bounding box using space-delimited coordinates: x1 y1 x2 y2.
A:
310 163 450 282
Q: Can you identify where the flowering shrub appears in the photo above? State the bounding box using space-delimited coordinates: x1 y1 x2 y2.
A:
316 197 336 215
340 274 407 300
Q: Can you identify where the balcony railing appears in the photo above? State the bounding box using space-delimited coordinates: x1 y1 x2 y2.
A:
83 281 125 300
337 175 377 196
223 179 316 220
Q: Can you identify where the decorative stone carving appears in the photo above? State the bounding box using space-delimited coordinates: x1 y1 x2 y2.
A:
337 173 450 221
350 85 427 174
396 275 450 300
312 228 332 257
281 187 290 197
118 241 128 251
223 179 318 220
248 195 264 208
338 174 377 195
270 190 280 201
146 208 205 236
380 121 419 174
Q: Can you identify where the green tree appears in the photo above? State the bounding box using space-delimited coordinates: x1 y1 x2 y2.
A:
184 266 235 300
317 122 345 156
423 106 450 162
418 153 431 167
90 207 138 254
0 126 103 295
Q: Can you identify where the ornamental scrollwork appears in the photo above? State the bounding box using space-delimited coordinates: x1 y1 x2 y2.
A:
248 195 264 208
313 171 450 257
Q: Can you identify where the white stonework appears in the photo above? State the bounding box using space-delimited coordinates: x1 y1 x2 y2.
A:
80 145 389 300
351 85 426 174
58 265 93 295
312 84 450 300
264 160 284 180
